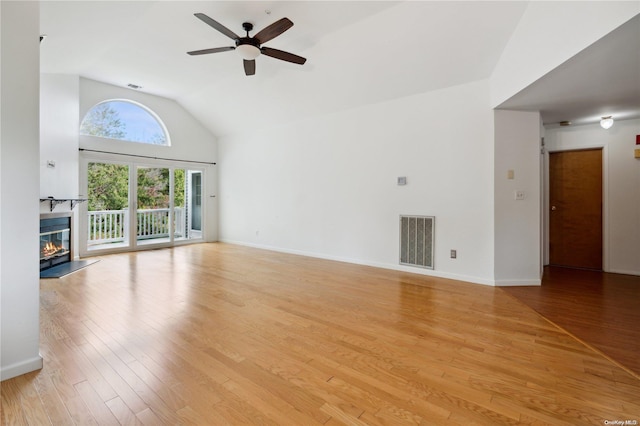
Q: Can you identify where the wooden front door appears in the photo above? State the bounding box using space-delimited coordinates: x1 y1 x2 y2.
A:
549 149 603 270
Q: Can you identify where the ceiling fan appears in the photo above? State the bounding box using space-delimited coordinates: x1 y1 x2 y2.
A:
187 13 307 76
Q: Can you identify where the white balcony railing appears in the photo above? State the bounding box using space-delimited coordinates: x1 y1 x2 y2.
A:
88 207 184 246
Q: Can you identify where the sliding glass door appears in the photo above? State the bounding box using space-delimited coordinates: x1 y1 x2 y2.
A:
82 158 205 255
86 162 131 250
174 169 203 241
136 166 171 246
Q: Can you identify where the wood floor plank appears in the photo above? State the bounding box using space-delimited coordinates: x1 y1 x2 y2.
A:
320 402 370 426
2 243 639 425
220 379 323 425
133 407 165 426
1 379 30 426
47 368 99 426
74 380 120 425
76 342 149 415
105 396 144 426
41 337 87 386
10 374 52 426
126 360 186 413
58 339 119 403
33 373 75 425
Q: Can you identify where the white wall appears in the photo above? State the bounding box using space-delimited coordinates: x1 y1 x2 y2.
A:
219 79 496 285
491 1 640 108
79 78 217 165
494 110 542 286
1 1 43 381
544 119 640 275
41 74 80 200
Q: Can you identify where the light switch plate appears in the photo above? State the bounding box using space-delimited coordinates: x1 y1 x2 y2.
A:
397 177 407 185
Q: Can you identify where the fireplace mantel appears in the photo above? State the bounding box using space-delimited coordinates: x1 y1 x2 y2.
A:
40 197 87 212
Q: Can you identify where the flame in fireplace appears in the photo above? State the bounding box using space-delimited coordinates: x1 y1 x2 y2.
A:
42 242 65 257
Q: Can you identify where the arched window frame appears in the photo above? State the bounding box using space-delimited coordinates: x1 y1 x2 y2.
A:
80 99 171 146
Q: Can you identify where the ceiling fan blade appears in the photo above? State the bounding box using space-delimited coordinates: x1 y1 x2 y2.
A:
187 46 235 56
253 17 293 44
194 13 239 40
261 47 306 65
244 59 256 76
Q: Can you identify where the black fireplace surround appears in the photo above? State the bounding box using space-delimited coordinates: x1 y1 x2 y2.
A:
40 215 71 271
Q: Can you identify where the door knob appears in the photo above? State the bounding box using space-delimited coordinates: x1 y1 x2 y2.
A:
551 206 557 211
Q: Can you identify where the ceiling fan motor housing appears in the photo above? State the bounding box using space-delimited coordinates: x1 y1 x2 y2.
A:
236 37 260 48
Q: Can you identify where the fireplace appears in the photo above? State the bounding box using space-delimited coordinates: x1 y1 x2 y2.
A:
40 214 72 271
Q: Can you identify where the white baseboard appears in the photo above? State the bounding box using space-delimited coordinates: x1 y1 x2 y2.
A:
494 279 541 287
218 239 497 286
1 354 43 381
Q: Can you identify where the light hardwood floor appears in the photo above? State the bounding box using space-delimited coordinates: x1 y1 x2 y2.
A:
2 243 639 425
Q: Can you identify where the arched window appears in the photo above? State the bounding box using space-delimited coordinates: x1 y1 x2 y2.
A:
80 100 170 145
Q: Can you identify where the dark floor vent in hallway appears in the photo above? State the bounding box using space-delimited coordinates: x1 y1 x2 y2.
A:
400 215 434 269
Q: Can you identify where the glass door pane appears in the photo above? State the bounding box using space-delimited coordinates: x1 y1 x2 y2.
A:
191 172 202 232
136 167 170 246
173 168 186 240
87 162 130 250
174 169 203 241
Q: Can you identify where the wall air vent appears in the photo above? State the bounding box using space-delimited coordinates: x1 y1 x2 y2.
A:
400 215 434 269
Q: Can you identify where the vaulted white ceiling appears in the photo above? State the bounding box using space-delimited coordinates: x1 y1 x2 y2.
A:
40 1 528 136
40 1 639 137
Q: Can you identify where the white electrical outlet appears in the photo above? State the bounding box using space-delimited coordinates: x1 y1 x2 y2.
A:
515 190 525 200
450 250 457 259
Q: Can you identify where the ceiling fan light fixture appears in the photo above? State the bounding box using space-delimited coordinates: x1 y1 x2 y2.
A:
600 116 614 129
236 44 260 60
188 14 304 76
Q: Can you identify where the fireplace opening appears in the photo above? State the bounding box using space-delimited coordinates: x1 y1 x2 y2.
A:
40 215 72 271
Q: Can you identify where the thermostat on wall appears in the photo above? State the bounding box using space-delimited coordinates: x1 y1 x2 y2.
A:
397 177 407 186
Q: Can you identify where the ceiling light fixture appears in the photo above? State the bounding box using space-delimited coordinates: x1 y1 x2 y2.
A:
600 116 614 129
236 43 260 60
